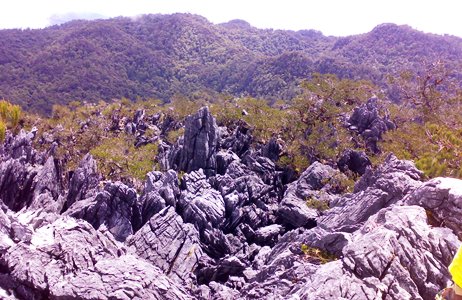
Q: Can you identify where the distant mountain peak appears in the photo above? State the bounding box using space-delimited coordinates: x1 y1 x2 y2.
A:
219 19 252 29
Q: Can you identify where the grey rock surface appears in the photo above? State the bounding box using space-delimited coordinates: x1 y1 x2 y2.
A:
296 205 458 300
127 206 204 285
348 97 395 153
278 162 342 228
63 153 100 211
337 149 371 175
65 181 137 241
179 170 225 231
169 106 219 177
0 212 191 300
133 169 180 230
319 154 423 232
405 177 462 237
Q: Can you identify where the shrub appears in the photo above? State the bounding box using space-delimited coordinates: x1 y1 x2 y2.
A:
300 244 337 264
305 197 329 211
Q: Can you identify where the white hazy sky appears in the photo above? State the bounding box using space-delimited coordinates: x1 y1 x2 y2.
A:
0 0 461 37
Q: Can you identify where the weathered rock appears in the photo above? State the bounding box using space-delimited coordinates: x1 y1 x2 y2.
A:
0 158 38 212
179 170 225 231
278 162 342 228
133 170 179 230
215 161 279 232
254 224 284 246
221 125 252 157
28 156 63 213
242 153 279 186
1 128 40 163
63 153 100 212
0 212 191 300
127 206 204 285
0 156 62 213
348 97 395 153
238 205 458 300
296 206 458 300
65 181 137 241
216 150 240 175
169 107 219 177
354 153 423 194
278 195 318 228
337 149 371 175
320 155 423 232
405 177 462 237
261 138 283 162
52 254 193 300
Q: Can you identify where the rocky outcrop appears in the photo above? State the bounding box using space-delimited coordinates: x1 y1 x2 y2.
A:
405 177 462 237
133 170 180 231
278 161 343 228
127 206 204 285
178 170 225 231
166 107 219 177
63 153 100 212
65 182 137 241
0 211 191 300
337 149 371 175
295 205 458 300
319 154 422 232
348 97 395 153
0 107 459 300
0 129 62 213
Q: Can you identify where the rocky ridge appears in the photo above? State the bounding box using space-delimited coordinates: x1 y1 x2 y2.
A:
0 106 460 299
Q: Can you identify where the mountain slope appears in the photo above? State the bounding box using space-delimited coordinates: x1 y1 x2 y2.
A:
1 14 462 113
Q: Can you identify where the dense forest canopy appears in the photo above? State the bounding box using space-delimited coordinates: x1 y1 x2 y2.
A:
1 13 462 114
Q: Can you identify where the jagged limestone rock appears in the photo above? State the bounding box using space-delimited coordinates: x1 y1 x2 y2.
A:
405 177 462 237
169 107 219 177
63 153 100 212
65 181 137 242
126 206 205 285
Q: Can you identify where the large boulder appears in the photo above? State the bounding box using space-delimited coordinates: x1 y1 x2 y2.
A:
405 177 462 237
65 181 137 241
278 162 343 228
126 206 205 285
0 212 191 300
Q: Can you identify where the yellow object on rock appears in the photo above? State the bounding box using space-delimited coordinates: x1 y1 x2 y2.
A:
450 246 462 291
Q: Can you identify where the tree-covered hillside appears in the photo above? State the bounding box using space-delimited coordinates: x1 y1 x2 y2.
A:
1 13 462 114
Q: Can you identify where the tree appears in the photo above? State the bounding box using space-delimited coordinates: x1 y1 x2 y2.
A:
381 61 462 178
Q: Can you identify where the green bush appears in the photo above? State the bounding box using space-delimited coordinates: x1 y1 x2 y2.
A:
300 244 337 264
90 135 158 181
305 197 329 211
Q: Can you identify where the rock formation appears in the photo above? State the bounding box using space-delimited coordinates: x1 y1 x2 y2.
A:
0 108 459 300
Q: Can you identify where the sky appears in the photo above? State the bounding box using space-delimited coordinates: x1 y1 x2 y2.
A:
0 0 461 37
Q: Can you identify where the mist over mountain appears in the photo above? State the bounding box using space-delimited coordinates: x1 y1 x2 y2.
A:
1 13 462 114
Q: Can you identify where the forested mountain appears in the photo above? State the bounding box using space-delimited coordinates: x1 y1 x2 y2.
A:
1 13 462 113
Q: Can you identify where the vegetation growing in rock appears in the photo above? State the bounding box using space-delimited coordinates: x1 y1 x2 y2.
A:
305 197 329 211
90 135 158 182
300 244 337 264
0 99 22 141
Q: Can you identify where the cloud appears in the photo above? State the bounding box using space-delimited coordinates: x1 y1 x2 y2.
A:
48 12 107 26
